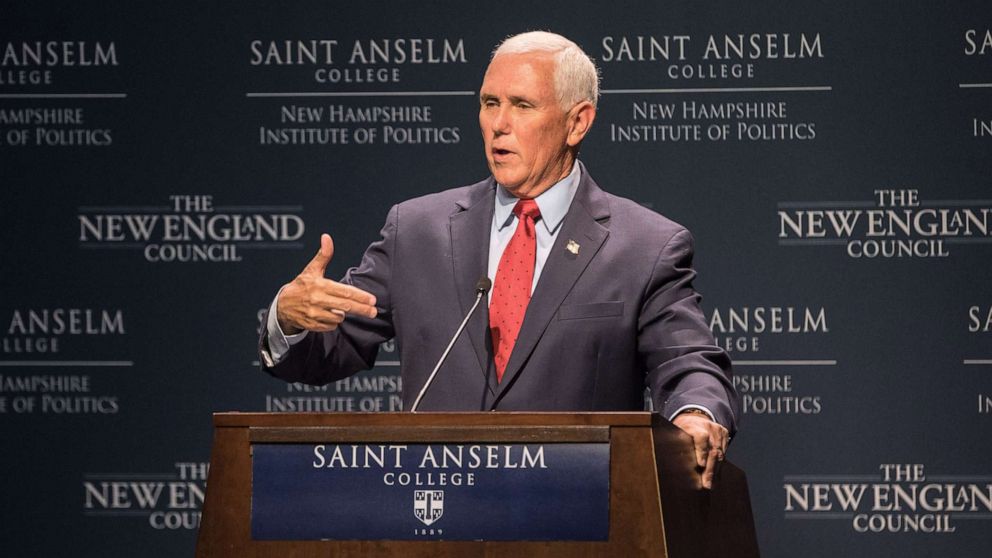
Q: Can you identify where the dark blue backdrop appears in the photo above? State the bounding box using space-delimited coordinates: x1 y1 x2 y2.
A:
2 1 991 556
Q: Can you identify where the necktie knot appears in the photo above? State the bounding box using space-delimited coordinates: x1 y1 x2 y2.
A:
513 199 541 221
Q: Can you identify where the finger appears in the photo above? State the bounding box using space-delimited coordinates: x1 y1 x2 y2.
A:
308 287 378 320
314 294 378 319
324 280 377 305
709 426 729 457
692 433 709 469
301 308 347 331
702 447 720 490
319 280 378 314
302 234 335 276
300 306 344 331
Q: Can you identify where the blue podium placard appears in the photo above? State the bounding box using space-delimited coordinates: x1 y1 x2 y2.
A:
251 443 610 541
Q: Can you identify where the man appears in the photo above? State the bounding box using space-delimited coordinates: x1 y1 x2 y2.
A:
260 31 739 489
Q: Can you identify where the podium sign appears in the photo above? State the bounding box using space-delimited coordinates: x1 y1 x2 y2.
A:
197 412 759 558
250 442 610 540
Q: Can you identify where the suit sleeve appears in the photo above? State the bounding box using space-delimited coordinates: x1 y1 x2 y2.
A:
257 205 399 385
638 228 740 435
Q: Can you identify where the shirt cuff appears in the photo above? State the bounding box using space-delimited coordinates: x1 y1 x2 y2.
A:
669 404 715 423
263 289 308 366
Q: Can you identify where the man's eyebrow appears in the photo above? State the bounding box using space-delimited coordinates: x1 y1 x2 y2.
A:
478 93 538 105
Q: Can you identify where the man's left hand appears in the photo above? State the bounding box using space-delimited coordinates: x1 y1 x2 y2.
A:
672 411 729 490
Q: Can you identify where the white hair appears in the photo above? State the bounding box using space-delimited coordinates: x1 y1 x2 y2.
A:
492 31 600 109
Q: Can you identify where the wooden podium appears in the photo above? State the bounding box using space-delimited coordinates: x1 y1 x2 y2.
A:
196 412 758 557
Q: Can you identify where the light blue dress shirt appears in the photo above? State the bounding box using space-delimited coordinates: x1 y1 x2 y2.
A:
487 160 581 300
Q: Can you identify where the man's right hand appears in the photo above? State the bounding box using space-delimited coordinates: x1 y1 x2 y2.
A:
276 234 378 335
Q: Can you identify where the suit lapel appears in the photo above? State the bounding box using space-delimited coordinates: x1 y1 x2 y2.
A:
491 167 612 406
449 180 497 394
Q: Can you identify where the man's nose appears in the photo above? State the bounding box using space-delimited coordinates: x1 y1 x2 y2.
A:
491 105 511 135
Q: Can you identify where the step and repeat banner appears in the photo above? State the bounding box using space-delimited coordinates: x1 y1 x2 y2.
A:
2 1 990 556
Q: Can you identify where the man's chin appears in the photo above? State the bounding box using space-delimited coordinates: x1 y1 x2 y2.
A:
492 170 523 190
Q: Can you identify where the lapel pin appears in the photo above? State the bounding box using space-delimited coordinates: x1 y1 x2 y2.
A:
566 239 580 255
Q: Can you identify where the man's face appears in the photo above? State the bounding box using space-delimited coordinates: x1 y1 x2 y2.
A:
479 53 573 199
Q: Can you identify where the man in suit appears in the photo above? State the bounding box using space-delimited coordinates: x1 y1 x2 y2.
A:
260 31 738 488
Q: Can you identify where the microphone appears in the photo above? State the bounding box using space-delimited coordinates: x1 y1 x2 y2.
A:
410 277 492 412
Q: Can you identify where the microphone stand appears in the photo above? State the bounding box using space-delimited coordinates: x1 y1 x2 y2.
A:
410 277 491 412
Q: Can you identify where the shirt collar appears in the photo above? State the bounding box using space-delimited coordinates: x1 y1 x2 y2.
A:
494 160 581 235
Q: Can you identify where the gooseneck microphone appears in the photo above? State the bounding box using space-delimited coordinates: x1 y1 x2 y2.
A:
410 277 492 412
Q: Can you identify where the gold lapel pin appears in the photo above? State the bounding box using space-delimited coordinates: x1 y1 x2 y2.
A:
566 239 580 255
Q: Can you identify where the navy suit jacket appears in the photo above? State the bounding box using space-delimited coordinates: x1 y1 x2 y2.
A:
261 165 739 433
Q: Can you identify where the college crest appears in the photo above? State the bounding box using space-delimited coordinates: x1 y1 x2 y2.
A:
414 490 444 526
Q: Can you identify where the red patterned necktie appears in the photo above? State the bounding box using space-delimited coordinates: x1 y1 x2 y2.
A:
490 199 541 382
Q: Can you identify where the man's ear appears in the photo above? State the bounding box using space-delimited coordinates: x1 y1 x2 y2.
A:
566 101 596 147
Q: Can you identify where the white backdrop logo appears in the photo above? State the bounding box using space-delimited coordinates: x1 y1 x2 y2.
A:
249 37 467 85
778 189 992 258
246 36 470 147
78 194 305 263
965 29 992 138
600 32 823 81
1 308 126 415
4 308 124 355
710 306 827 354
1 40 121 147
1 40 118 86
600 32 827 146
968 306 991 333
967 305 992 415
964 29 992 55
710 306 829 415
83 462 208 530
784 464 992 533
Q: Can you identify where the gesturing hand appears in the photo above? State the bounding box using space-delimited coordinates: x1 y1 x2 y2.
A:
276 233 378 335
